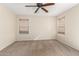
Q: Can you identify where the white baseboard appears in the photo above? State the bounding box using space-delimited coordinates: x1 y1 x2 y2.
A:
0 40 15 51
16 39 56 41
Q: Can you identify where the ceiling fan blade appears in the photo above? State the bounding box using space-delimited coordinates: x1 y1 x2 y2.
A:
25 5 37 7
34 7 40 13
41 8 48 13
42 3 55 6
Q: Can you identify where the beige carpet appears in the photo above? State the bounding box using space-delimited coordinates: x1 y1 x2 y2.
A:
0 40 79 56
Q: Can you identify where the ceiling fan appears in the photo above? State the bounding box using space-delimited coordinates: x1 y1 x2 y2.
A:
25 3 55 13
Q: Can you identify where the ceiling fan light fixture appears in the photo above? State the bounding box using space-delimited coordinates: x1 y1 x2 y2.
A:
25 3 55 13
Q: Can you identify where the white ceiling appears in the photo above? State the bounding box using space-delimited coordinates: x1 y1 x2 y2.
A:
2 3 78 16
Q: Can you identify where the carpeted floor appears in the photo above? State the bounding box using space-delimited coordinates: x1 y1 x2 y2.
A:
0 40 79 56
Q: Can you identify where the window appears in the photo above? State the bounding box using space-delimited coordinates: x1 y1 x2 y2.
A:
19 18 29 34
57 16 65 34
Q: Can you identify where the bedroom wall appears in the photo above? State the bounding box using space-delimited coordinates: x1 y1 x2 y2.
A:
0 5 17 51
56 4 79 50
17 16 56 41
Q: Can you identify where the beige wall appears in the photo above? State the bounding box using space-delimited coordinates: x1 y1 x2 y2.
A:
17 16 56 41
0 5 17 51
56 4 79 50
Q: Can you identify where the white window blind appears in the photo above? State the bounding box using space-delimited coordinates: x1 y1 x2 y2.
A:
57 17 65 34
19 19 29 34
